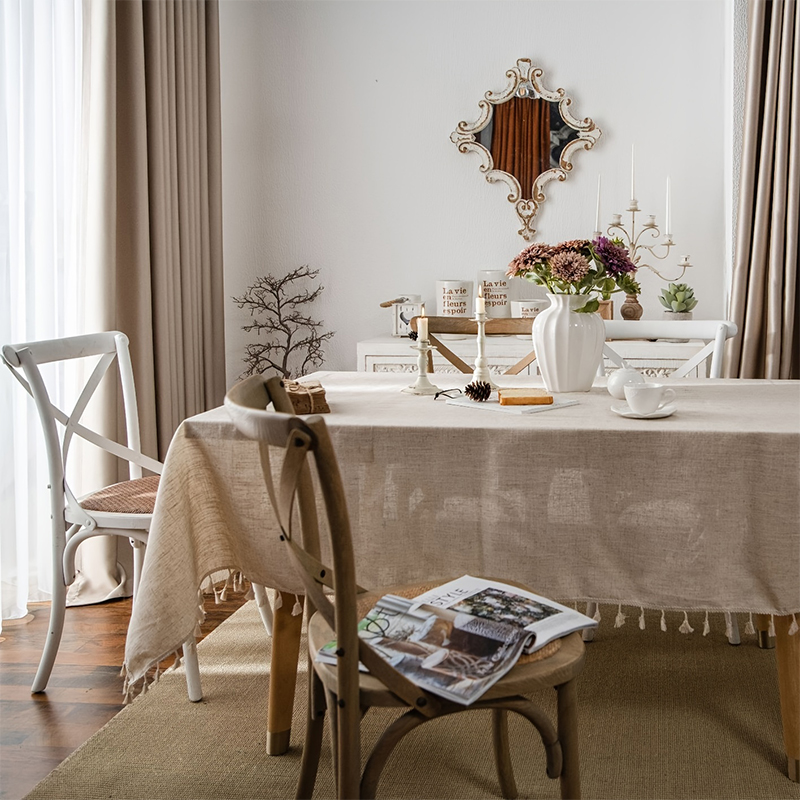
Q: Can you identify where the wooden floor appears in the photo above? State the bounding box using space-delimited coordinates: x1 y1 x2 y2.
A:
0 588 249 800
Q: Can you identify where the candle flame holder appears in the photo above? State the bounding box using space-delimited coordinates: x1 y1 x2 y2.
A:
594 205 691 284
472 312 498 389
402 340 440 395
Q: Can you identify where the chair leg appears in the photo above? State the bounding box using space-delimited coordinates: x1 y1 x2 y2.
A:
182 638 203 702
755 613 775 649
324 687 339 789
31 575 68 694
556 680 581 800
253 583 274 635
582 603 597 642
131 538 146 600
296 668 326 800
361 709 428 800
725 612 741 645
492 708 518 799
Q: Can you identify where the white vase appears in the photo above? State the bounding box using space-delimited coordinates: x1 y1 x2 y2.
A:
532 294 604 392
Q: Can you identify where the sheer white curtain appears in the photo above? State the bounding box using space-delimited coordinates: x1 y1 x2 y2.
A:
0 0 83 623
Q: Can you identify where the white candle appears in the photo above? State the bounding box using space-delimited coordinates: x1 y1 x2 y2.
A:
418 303 428 341
476 284 486 314
665 177 671 235
630 145 636 201
595 174 602 233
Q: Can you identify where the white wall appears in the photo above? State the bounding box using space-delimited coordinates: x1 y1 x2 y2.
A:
219 0 730 382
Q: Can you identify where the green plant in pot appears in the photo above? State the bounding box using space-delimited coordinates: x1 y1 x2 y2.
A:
659 283 697 320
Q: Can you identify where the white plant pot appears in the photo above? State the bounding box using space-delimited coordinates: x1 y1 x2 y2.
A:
532 294 604 393
662 309 692 341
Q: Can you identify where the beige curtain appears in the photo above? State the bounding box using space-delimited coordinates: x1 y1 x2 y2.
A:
71 0 226 604
727 0 799 378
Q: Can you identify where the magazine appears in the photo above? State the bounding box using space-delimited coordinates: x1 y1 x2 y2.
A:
316 575 596 705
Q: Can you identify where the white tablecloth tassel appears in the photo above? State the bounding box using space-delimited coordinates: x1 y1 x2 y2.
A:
679 612 694 634
703 611 711 636
292 595 303 616
593 606 602 622
614 605 626 628
745 613 756 635
274 592 283 609
789 614 798 635
768 615 776 638
725 615 733 640
638 607 646 630
660 610 667 631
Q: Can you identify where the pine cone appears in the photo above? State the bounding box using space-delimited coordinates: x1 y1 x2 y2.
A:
408 331 418 341
464 381 492 401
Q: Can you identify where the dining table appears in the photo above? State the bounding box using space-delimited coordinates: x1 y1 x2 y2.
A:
123 370 800 779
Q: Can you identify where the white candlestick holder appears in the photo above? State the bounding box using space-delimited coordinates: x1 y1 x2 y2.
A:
402 340 440 395
472 313 498 389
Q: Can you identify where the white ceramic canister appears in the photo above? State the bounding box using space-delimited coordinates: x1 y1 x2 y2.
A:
436 280 472 338
478 270 510 318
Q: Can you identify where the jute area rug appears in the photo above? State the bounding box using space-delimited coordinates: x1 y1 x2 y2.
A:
25 602 800 800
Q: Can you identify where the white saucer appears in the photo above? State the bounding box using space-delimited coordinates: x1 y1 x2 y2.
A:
611 402 677 420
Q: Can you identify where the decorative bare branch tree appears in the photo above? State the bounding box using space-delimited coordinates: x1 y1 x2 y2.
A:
232 265 335 378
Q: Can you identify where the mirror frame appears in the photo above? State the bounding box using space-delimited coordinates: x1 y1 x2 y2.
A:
451 58 602 241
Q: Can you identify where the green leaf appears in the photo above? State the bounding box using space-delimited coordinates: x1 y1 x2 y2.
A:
575 297 600 313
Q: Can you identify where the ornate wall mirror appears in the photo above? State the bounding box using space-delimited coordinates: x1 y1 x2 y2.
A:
451 58 601 241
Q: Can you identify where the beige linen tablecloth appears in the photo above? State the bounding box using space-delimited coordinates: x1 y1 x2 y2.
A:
124 372 800 686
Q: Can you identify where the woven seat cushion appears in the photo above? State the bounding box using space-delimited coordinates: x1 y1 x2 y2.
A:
80 475 160 515
355 580 561 665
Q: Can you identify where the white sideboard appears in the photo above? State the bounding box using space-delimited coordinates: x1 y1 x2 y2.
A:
356 336 709 378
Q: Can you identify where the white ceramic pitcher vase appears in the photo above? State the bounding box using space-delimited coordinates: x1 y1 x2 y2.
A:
532 293 604 392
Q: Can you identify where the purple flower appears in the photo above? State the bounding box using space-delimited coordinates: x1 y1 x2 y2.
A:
592 236 636 276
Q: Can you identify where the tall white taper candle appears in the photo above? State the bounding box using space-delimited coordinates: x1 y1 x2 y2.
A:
665 177 671 236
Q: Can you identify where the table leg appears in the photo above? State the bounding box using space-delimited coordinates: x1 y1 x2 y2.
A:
755 613 775 650
774 615 800 782
267 591 304 755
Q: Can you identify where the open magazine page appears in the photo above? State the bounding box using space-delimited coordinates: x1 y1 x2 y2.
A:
411 575 597 654
356 594 532 705
315 576 597 705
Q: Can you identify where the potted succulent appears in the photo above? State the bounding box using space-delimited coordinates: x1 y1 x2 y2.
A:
659 283 697 320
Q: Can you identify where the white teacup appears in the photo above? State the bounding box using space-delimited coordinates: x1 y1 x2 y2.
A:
624 382 676 415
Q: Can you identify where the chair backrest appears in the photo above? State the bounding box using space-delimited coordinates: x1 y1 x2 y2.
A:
1 331 160 525
225 375 444 794
602 320 738 379
410 316 537 375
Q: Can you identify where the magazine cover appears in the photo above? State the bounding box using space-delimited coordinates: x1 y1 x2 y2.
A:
317 575 596 705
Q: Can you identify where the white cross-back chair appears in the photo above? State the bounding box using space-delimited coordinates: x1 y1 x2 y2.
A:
2 331 202 698
593 319 742 644
601 320 738 378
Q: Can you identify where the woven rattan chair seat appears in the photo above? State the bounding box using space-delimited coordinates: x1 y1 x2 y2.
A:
80 475 160 515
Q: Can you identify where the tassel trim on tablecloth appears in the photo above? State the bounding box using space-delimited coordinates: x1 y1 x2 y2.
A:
121 568 288 704
583 604 799 639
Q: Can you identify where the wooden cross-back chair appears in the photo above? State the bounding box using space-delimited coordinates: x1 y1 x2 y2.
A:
2 332 202 700
409 316 538 375
225 374 587 800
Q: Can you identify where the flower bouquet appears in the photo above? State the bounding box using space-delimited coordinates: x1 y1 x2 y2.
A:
507 237 640 313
